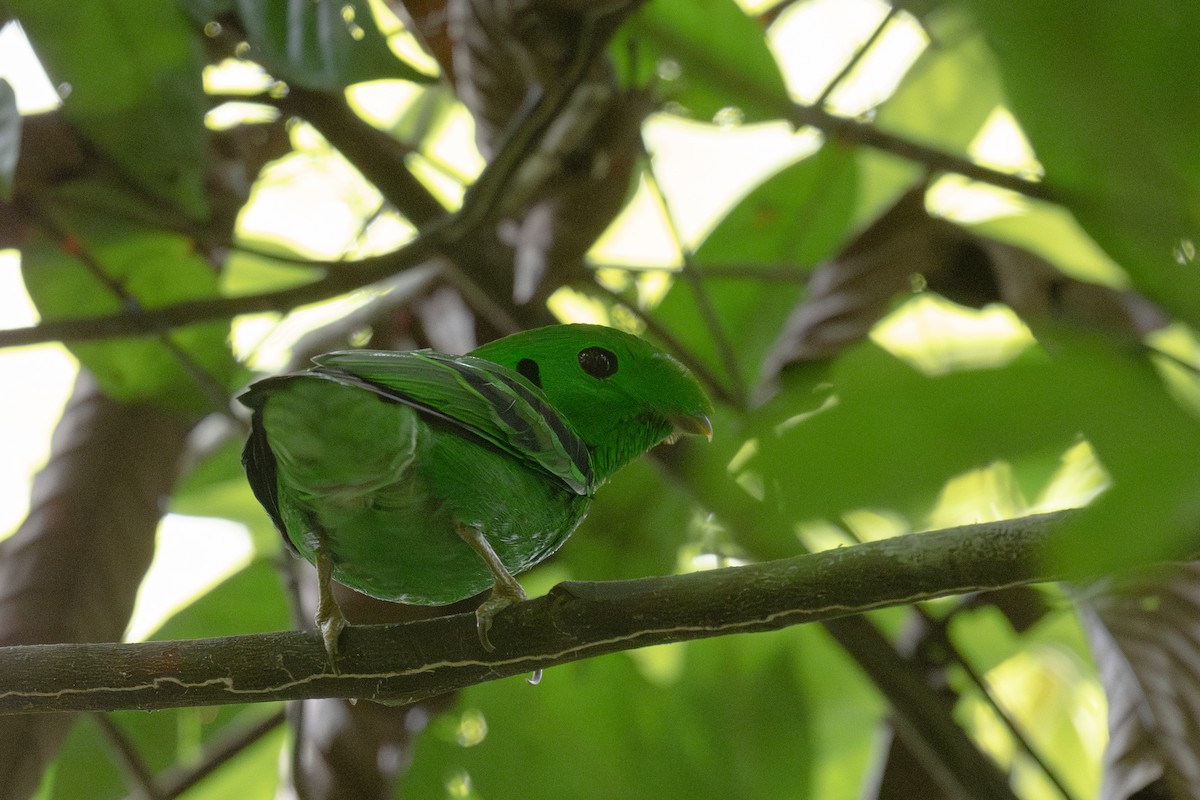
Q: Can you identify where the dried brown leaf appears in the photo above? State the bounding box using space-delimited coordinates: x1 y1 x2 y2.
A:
1080 563 1200 800
770 184 1169 372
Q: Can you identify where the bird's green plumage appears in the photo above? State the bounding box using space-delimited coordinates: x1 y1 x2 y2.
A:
240 324 712 609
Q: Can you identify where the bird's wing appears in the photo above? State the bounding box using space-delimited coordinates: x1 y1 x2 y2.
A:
308 350 594 496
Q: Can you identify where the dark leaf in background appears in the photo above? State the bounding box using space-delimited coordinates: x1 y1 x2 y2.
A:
962 1 1200 329
401 632 812 799
766 184 934 367
0 79 18 201
615 0 791 124
193 0 437 89
448 0 648 303
0 373 192 800
1080 564 1200 800
770 184 1169 372
6 0 211 217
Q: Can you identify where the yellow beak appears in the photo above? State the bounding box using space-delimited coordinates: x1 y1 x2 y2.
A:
671 412 714 442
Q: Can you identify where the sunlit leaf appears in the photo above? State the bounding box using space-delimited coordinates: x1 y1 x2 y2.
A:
7 0 210 216
230 0 436 88
615 0 790 124
876 6 1002 156
963 1 1200 328
20 179 242 416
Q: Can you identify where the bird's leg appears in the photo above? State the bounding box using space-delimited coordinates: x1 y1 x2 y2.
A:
455 524 526 652
314 533 347 669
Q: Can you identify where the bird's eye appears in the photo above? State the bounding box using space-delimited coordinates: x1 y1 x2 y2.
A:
578 346 618 379
517 357 542 387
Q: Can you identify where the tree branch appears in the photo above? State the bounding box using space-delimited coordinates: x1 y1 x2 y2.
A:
0 511 1072 715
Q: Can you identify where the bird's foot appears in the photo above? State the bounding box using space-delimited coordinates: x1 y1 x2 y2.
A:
317 601 347 668
455 524 527 652
316 546 347 671
474 581 527 652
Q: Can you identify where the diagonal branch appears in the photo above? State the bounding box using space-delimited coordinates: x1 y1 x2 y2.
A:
0 511 1076 715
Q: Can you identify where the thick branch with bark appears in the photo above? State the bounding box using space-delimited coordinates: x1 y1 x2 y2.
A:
0 512 1070 715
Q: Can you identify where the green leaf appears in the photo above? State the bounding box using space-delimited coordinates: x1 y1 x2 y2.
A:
0 79 18 201
171 436 285 553
652 144 857 400
232 0 436 88
746 344 1077 524
402 633 813 799
962 1 1200 328
876 5 1002 156
615 0 791 123
20 178 242 416
8 0 210 217
148 559 291 641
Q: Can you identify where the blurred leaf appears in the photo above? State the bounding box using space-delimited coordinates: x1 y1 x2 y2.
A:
20 180 241 416
746 344 1077 526
653 144 857 399
0 78 18 201
171 435 284 552
227 0 436 88
1079 564 1200 800
36 716 125 800
554 456 703 583
616 0 790 123
1046 335 1200 575
7 0 210 216
147 558 291 641
876 6 1002 155
401 632 812 799
963 1 1200 329
173 725 283 800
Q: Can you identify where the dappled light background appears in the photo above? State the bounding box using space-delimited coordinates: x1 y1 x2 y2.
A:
2 0 1198 798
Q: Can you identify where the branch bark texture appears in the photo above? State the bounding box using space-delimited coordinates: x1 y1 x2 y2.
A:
0 512 1070 715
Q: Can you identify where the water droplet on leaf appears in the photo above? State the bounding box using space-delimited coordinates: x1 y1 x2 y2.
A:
712 106 744 127
1173 238 1196 265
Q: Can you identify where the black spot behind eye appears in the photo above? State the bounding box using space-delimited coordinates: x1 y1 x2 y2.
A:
578 346 618 379
517 357 542 388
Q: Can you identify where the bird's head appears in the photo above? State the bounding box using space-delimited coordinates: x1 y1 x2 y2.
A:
471 324 713 482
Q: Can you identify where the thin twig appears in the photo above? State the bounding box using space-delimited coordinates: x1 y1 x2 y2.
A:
915 606 1080 800
813 4 899 108
93 714 165 800
639 150 749 405
148 710 286 800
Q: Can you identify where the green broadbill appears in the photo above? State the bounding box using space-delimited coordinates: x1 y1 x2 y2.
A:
239 324 713 659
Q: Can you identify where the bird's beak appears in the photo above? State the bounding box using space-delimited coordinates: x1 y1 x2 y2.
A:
670 412 714 442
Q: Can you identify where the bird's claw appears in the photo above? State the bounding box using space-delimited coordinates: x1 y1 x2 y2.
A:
473 590 524 652
318 606 347 669
316 544 347 671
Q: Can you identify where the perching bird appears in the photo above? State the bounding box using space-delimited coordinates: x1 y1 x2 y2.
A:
239 324 713 662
